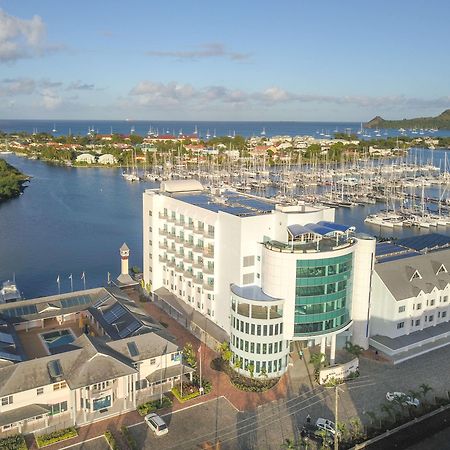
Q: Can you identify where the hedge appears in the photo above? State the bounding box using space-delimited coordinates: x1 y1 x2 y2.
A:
104 430 120 450
120 426 137 450
172 386 201 403
35 427 77 448
136 396 172 416
0 434 27 450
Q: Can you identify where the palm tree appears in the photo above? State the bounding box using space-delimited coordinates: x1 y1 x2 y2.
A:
234 359 242 375
309 352 326 370
419 383 433 401
344 341 364 358
366 410 380 429
315 429 332 449
381 403 395 424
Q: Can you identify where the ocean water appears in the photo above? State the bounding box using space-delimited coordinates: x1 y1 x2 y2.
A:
2 119 450 139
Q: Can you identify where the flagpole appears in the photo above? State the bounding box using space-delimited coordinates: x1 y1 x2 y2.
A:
57 275 60 295
69 274 73 292
81 271 86 290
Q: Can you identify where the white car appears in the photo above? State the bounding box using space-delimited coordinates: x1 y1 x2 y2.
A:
145 413 169 436
386 392 420 407
315 418 337 435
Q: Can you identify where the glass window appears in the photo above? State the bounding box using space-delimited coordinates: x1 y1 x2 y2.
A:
429 315 434 322
256 343 261 354
268 343 273 354
257 325 261 336
297 285 325 296
397 322 404 329
327 283 336 294
443 311 447 318
415 319 420 326
250 342 255 353
327 264 337 275
398 305 406 313
262 344 267 354
263 325 267 336
269 325 273 336
251 324 255 335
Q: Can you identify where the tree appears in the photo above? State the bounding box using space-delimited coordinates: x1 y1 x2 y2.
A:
259 365 268 378
365 411 380 429
419 383 433 401
315 429 333 449
349 418 364 441
309 352 326 370
381 403 395 422
217 341 232 363
183 343 197 370
247 363 255 378
234 359 242 375
344 341 364 358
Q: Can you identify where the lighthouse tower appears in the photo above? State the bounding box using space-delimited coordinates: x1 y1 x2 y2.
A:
117 243 134 285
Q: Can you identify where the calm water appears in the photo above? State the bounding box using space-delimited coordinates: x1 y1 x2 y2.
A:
2 119 450 139
0 154 448 299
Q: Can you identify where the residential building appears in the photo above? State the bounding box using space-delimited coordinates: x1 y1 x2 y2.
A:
0 287 191 436
143 180 375 378
75 153 96 164
370 235 450 363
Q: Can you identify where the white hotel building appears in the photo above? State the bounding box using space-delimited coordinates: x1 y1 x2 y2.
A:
143 180 375 378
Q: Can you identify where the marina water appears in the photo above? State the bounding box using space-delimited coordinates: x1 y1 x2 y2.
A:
0 152 448 299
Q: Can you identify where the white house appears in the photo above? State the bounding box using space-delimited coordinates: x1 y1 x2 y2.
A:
76 153 96 164
98 154 117 165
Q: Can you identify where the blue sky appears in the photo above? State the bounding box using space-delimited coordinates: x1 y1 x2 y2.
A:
0 0 449 121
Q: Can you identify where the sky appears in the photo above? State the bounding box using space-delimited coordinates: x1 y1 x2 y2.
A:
0 0 450 121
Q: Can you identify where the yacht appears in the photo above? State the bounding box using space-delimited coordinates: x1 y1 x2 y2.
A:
0 279 22 303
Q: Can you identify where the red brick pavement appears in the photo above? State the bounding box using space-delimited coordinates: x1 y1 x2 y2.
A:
25 293 295 449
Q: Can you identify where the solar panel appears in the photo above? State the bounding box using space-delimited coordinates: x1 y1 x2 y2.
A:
376 243 408 257
103 304 126 324
119 321 141 338
1 305 38 318
376 252 421 264
0 351 22 362
93 292 111 308
127 341 139 357
396 233 450 252
0 332 14 344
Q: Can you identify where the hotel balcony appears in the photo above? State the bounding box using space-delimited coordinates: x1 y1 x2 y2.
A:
183 271 194 279
166 260 176 268
192 261 203 269
158 213 168 220
174 236 184 244
184 241 195 249
185 223 195 231
203 266 214 275
159 255 168 263
203 248 215 258
175 265 184 273
159 242 168 250
166 216 177 224
183 256 194 264
159 229 169 237
203 283 214 292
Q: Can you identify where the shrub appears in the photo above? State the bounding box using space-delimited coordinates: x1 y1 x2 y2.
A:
104 430 120 450
211 357 279 392
137 396 172 416
120 427 137 450
172 385 201 402
0 434 27 450
35 427 78 448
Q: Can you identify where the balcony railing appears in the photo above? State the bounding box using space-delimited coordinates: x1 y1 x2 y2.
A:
203 283 214 292
183 271 194 279
203 266 214 275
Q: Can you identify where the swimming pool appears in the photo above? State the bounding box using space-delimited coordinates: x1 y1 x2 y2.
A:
41 329 75 351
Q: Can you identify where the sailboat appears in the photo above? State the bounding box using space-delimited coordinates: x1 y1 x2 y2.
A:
52 124 57 133
261 127 266 136
193 125 198 135
206 129 211 139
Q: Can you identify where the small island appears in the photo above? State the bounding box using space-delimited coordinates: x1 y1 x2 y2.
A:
0 158 29 201
365 109 450 129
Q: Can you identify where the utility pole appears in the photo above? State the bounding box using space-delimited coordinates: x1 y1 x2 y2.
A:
334 385 339 450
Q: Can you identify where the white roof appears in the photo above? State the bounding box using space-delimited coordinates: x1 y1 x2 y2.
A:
160 179 204 193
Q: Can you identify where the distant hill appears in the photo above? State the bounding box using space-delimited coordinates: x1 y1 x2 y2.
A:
365 109 450 129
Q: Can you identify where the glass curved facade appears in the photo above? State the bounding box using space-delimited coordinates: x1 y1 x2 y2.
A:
294 254 353 336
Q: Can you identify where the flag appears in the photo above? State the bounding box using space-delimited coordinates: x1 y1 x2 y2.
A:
81 271 85 280
56 275 60 283
68 274 73 280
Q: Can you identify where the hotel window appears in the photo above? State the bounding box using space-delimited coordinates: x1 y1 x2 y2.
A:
1 396 13 406
262 344 267 354
53 381 67 391
397 322 404 329
36 388 44 396
430 299 435 306
415 319 420 326
429 315 434 322
257 325 261 336
150 358 156 364
263 325 268 336
251 324 255 335
444 296 449 303
250 342 255 353
417 303 422 310
443 311 447 318
256 343 261 354
207 309 211 316
398 305 406 313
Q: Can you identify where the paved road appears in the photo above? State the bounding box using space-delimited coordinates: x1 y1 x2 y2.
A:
125 344 450 450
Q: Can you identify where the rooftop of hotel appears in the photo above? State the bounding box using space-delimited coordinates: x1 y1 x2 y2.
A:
148 179 328 217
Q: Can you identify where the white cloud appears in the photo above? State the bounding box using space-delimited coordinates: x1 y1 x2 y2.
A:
0 8 56 62
40 88 63 109
0 78 36 96
67 80 96 91
146 43 250 61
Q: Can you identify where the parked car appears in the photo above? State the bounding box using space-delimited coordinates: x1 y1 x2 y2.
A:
316 418 337 435
145 413 169 436
386 392 420 407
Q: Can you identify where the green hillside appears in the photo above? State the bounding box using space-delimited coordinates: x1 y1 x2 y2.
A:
0 159 29 201
365 109 450 129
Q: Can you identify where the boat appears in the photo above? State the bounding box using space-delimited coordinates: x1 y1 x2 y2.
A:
52 124 57 133
261 127 266 136
0 279 22 303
